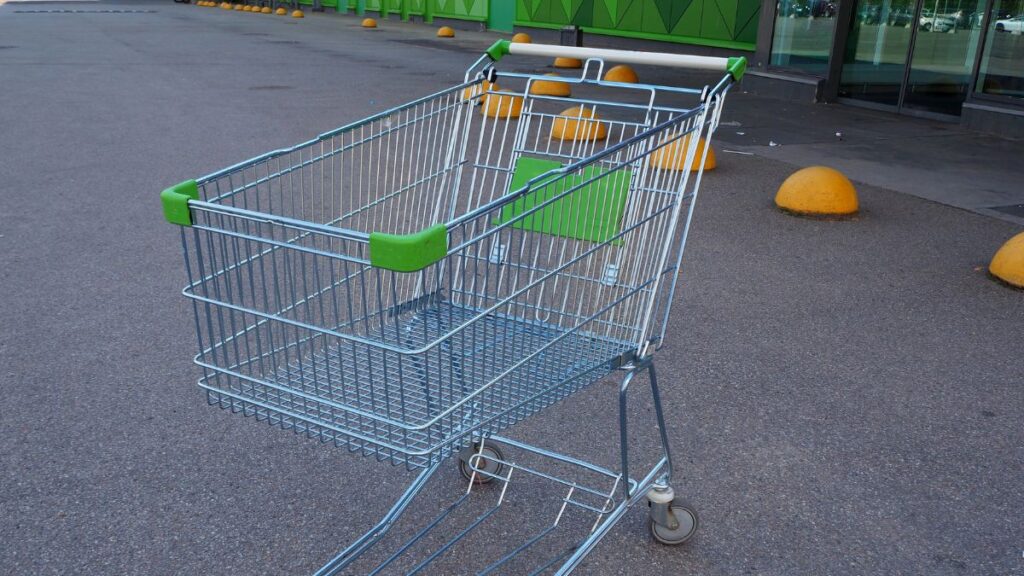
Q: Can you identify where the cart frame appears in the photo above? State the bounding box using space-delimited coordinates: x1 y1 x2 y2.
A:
162 39 744 574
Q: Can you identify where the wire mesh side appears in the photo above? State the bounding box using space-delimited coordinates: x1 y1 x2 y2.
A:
179 72 729 466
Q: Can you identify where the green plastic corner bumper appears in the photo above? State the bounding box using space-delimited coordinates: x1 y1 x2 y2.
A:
161 180 199 226
369 224 448 273
486 39 511 61
727 56 747 82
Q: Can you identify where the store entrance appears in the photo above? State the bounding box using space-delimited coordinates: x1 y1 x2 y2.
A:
838 0 986 116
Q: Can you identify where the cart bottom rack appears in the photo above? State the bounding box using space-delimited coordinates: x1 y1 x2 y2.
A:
314 429 690 576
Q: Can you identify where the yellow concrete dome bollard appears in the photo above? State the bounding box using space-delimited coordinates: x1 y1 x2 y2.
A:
233 4 244 10
775 166 859 217
550 106 607 141
649 133 716 172
362 17 377 27
242 6 252 11
437 26 455 37
462 79 497 101
603 64 639 83
261 6 271 12
481 91 523 119
989 232 1024 288
529 73 571 97
512 32 532 43
221 2 231 9
291 9 303 17
275 6 286 14
553 57 583 69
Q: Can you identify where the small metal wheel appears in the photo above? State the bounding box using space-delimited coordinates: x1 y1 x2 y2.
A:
649 499 699 545
458 443 504 484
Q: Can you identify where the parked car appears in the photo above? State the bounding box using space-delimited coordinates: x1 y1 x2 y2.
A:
940 9 967 28
888 8 915 26
994 15 1024 31
920 11 955 31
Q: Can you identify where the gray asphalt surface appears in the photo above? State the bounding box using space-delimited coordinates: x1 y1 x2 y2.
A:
1 2 1022 575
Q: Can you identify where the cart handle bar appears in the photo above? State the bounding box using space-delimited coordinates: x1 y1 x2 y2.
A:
485 39 746 82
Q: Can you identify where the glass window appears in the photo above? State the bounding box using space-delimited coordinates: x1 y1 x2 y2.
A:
770 0 841 75
977 0 1024 99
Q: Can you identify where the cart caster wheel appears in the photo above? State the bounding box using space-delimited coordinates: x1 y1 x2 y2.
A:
458 443 504 484
649 499 698 545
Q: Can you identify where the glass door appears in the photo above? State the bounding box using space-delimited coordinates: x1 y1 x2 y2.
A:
903 0 986 114
838 0 985 115
839 0 918 107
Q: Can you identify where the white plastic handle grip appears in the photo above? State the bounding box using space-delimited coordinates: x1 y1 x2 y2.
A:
506 42 730 73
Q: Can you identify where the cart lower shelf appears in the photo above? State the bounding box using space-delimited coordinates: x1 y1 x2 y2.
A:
313 435 684 576
200 302 634 467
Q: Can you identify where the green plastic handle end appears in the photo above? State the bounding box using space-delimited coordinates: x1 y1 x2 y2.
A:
369 224 448 272
486 39 511 61
727 56 747 82
161 180 199 226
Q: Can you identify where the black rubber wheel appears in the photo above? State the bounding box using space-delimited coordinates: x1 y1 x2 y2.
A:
458 443 504 484
650 499 699 545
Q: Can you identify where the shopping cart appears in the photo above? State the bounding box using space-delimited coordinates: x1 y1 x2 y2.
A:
161 40 744 574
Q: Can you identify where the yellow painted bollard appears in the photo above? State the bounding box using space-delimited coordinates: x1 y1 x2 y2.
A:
462 79 497 102
362 17 377 27
512 32 531 43
437 26 455 37
233 4 244 10
291 9 303 17
261 6 271 12
604 64 638 83
528 73 571 97
550 106 607 141
242 6 252 11
275 7 287 14
553 56 583 69
481 90 523 119
775 166 859 217
989 232 1024 288
649 133 716 172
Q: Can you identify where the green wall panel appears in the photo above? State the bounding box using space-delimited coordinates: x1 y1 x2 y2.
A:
515 0 759 49
435 0 486 20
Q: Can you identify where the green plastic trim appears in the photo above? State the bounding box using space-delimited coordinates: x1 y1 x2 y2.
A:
727 56 747 81
486 39 511 61
369 224 448 272
511 21 756 51
495 157 631 245
161 180 199 226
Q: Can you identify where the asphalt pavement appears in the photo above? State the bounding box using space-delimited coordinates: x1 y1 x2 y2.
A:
1 2 1022 575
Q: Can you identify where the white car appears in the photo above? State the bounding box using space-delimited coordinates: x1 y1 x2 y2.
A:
994 15 1024 32
920 12 955 31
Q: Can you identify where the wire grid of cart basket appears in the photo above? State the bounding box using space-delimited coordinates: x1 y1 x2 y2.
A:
163 39 744 575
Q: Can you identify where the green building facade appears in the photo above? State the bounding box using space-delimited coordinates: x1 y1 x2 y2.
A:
515 0 759 50
328 0 760 50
